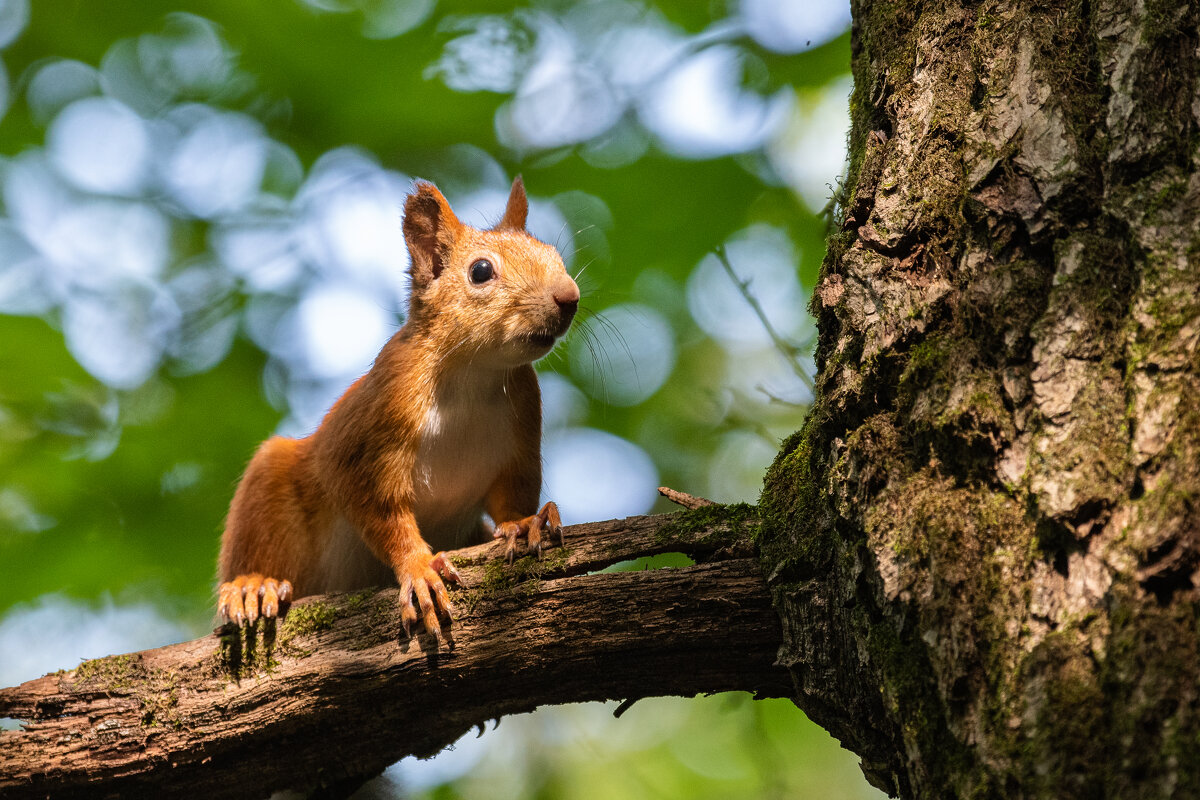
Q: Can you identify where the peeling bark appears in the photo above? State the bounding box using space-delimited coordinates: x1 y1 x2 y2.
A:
0 511 788 799
760 1 1200 797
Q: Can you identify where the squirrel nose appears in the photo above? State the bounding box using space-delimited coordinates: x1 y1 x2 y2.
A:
553 279 580 316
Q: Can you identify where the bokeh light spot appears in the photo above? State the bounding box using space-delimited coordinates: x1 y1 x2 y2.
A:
543 428 658 524
686 225 806 351
27 59 100 125
161 107 268 218
0 0 28 49
62 283 180 390
769 75 853 212
570 303 675 406
295 282 396 380
48 97 150 196
640 45 789 158
741 0 851 54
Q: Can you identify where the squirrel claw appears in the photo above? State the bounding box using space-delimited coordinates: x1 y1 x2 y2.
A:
494 501 565 563
430 551 462 585
495 520 522 564
218 574 293 627
398 552 455 640
539 500 564 549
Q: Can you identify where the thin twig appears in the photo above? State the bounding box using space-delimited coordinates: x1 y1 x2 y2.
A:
714 245 815 393
658 486 716 510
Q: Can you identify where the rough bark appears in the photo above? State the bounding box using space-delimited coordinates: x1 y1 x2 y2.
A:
759 0 1200 797
0 510 789 799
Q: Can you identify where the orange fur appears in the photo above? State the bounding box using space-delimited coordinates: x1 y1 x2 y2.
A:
218 177 579 637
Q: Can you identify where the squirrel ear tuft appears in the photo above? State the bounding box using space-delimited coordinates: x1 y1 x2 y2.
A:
493 175 528 232
403 181 463 288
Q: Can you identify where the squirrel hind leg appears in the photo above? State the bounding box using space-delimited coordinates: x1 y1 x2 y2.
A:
218 574 294 627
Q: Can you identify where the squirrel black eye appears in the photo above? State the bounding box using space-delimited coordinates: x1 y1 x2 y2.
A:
469 259 494 284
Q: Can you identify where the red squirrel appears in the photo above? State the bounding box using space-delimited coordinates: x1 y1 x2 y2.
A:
217 177 578 638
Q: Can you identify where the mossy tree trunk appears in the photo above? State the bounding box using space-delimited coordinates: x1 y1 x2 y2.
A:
759 1 1200 797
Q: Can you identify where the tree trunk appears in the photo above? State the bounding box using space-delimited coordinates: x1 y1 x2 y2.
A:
758 0 1200 797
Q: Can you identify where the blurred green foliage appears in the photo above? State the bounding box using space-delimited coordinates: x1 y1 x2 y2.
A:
0 1 881 797
0 0 844 619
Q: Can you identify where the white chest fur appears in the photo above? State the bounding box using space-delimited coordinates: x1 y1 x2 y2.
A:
412 375 517 550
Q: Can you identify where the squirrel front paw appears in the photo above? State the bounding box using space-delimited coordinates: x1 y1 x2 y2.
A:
218 574 293 627
398 551 460 638
494 501 564 564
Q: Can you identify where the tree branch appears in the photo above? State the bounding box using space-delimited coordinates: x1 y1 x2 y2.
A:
0 508 788 799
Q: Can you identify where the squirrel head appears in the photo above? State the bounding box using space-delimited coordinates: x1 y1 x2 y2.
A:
402 177 580 369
